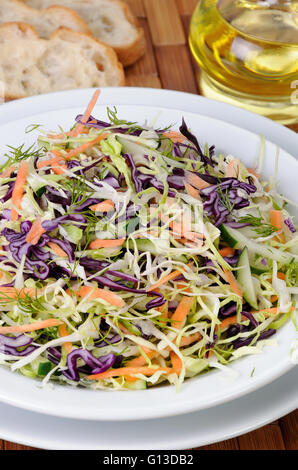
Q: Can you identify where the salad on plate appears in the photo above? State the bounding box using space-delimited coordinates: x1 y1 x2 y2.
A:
0 90 297 391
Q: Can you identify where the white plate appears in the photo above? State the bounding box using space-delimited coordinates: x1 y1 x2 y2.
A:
0 88 297 422
0 366 297 450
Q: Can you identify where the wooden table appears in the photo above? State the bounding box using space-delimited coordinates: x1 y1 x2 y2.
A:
1 0 297 451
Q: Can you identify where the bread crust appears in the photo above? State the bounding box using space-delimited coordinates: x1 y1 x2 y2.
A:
108 0 145 67
0 0 92 36
0 21 125 100
19 0 145 66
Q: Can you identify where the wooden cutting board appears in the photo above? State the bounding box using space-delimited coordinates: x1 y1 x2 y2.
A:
0 0 297 451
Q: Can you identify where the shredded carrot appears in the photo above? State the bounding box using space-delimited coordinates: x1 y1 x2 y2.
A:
219 247 235 257
170 351 182 375
146 269 183 293
219 306 293 331
126 350 157 368
25 216 45 245
36 155 61 169
48 242 68 258
58 324 72 354
223 268 243 299
86 366 172 381
250 307 280 315
90 200 115 213
72 286 124 308
163 131 185 143
0 165 16 178
53 133 108 160
185 170 211 190
0 318 63 334
185 182 202 200
171 295 194 329
247 168 260 178
0 287 38 300
11 161 29 221
71 89 101 137
89 238 126 249
226 158 240 178
270 210 286 243
268 272 286 283
178 332 202 347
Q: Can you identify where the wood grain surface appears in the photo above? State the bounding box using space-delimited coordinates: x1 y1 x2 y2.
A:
0 0 297 452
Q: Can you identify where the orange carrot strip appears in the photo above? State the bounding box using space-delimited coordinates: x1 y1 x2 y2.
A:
11 161 29 221
86 366 172 380
223 268 243 299
219 247 235 257
46 90 101 140
185 182 202 200
90 200 115 213
53 133 108 160
0 165 16 178
170 351 182 375
58 324 72 354
89 238 126 249
219 306 289 332
185 170 211 190
25 216 45 245
0 318 63 334
226 158 240 178
73 286 124 308
47 129 90 139
37 155 61 169
71 89 101 137
48 242 68 258
178 332 202 347
247 168 260 178
146 269 182 293
126 350 157 368
0 287 39 300
171 295 194 329
163 131 185 143
270 210 286 243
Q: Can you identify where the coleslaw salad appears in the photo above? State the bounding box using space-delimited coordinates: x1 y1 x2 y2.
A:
0 89 297 391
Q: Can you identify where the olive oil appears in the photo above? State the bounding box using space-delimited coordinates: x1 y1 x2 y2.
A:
189 0 298 124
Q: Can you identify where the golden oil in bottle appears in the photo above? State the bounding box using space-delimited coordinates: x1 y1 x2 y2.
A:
189 0 298 124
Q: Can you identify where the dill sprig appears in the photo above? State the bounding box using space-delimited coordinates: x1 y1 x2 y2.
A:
217 184 235 213
1 143 45 170
238 214 277 237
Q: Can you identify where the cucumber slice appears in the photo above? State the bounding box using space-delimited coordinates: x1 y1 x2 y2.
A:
220 224 292 264
125 379 147 390
236 247 258 309
250 257 270 275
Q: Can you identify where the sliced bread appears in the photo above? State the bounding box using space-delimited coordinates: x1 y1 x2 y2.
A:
0 22 125 100
0 0 92 38
21 0 145 66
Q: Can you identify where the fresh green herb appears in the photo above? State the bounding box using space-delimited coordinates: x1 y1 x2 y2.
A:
2 143 45 169
238 214 277 237
25 124 42 134
217 184 235 213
